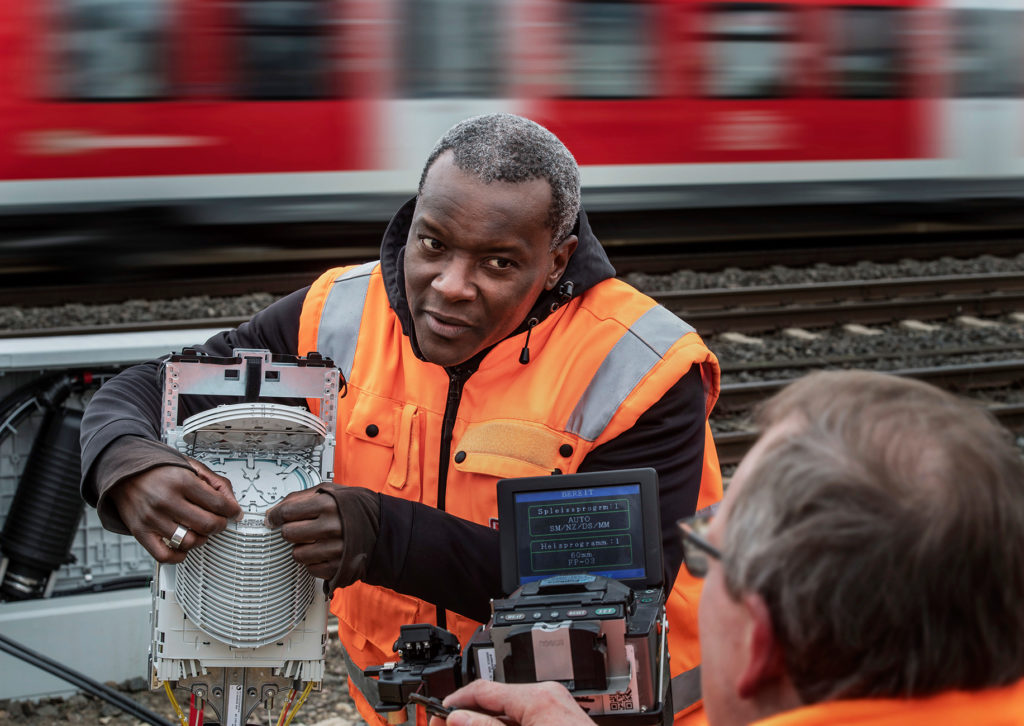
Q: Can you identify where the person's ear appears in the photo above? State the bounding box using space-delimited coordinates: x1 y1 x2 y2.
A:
545 235 578 290
736 593 787 699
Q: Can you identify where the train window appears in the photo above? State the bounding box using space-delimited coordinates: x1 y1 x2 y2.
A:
953 10 1024 98
828 7 908 99
704 3 797 99
398 0 504 98
235 0 331 99
46 0 169 100
563 0 655 98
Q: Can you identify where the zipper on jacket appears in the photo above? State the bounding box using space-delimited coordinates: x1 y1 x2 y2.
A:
435 365 469 628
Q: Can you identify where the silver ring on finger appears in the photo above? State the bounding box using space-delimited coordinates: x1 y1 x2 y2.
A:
163 524 189 551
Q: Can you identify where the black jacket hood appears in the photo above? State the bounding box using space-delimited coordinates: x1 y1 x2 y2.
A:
379 196 616 363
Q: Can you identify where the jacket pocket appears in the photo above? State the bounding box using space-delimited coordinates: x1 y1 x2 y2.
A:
343 392 421 499
451 419 574 479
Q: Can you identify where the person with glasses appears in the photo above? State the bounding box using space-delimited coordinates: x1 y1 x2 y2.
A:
433 370 1024 726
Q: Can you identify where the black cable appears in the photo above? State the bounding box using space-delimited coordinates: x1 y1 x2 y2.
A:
0 368 119 443
0 376 56 448
0 372 78 449
0 632 173 726
52 576 153 598
0 372 61 420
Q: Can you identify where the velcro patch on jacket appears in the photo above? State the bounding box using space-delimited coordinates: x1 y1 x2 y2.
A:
453 420 568 478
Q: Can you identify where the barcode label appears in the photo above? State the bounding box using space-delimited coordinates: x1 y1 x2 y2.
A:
599 644 639 714
226 684 243 726
476 647 497 681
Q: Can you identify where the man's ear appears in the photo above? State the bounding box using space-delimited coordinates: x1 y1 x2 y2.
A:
545 235 578 290
736 593 787 699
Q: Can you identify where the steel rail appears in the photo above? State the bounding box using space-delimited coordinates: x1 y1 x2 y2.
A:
716 359 1024 414
713 360 1024 465
715 401 1024 465
721 342 1024 375
9 287 1023 339
7 219 1024 306
667 291 1024 335
608 229 1024 275
8 269 1024 339
651 272 1024 311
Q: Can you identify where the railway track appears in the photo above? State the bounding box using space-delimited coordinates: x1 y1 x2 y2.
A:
712 360 1024 465
6 218 1024 307
653 272 1024 334
716 359 1024 414
715 401 1024 465
7 269 1024 337
655 272 1024 309
4 253 1021 472
721 342 1024 377
1 321 1019 467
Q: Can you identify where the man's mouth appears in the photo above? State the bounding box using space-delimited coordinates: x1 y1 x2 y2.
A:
423 310 473 338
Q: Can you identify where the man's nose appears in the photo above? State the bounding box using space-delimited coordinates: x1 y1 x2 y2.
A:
431 258 477 301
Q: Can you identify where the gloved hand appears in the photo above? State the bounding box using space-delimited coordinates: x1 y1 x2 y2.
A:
265 482 381 591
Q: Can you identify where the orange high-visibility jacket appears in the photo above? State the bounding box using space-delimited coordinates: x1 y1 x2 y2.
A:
298 261 722 724
751 678 1024 726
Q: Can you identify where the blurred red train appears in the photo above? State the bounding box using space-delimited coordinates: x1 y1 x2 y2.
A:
0 0 1022 226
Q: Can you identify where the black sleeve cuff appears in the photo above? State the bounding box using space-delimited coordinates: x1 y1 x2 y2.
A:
364 495 502 624
92 436 194 534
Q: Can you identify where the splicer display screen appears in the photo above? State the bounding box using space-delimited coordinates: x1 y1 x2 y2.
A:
512 483 645 584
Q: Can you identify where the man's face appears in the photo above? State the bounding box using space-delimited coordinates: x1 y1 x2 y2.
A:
404 152 575 368
699 462 755 726
698 421 794 726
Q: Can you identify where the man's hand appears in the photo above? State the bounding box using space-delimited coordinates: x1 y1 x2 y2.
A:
265 483 380 588
109 458 241 563
430 681 596 726
265 486 344 580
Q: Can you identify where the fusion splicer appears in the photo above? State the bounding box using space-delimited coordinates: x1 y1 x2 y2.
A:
365 468 671 725
472 468 670 722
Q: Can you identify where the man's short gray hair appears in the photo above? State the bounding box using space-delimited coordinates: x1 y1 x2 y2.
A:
418 114 581 244
724 370 1024 703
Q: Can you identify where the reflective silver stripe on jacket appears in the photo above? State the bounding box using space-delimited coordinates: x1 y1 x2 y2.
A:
316 261 377 379
672 664 702 713
566 305 696 441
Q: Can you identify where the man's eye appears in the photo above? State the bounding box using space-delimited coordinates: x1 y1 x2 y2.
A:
420 237 443 251
485 258 513 270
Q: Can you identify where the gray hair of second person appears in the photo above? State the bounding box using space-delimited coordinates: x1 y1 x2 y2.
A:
722 370 1024 704
418 113 582 245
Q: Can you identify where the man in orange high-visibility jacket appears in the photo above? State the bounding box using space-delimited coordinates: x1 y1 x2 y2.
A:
435 370 1024 726
79 114 721 724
